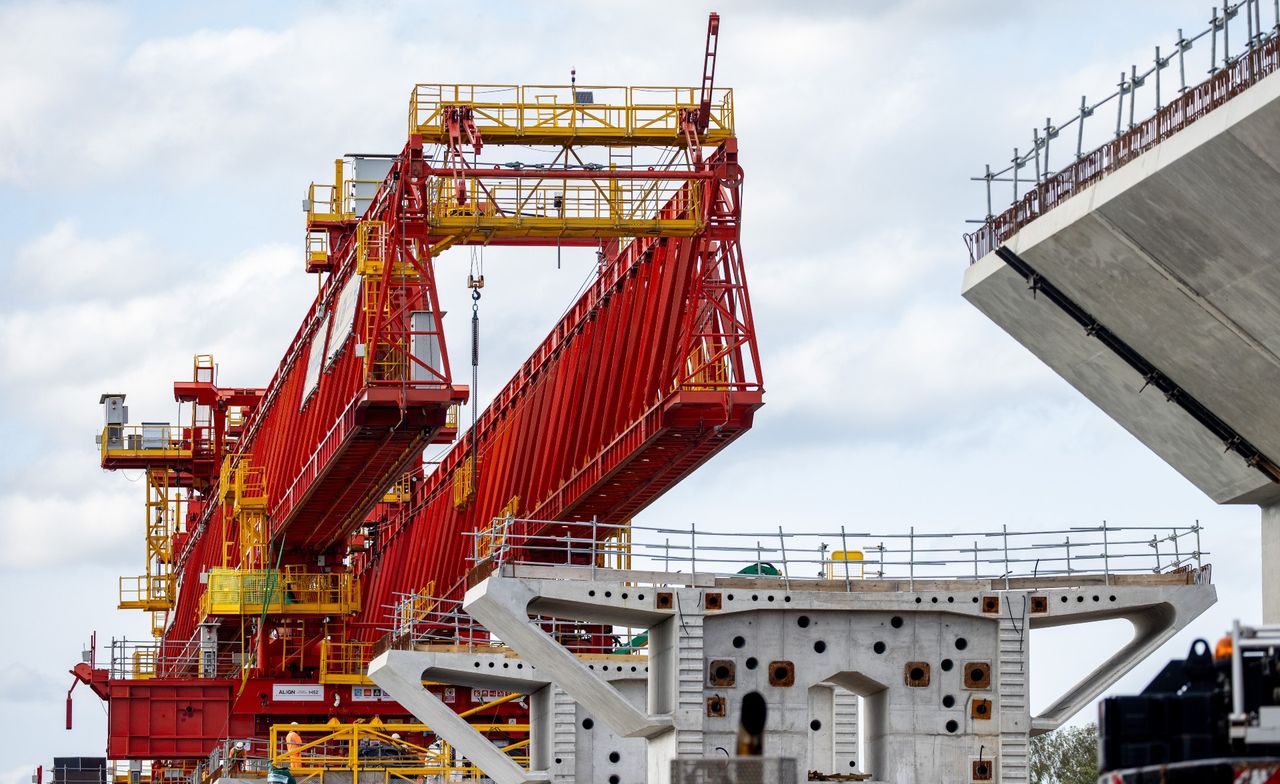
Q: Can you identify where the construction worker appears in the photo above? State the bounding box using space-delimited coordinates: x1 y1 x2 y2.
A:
228 741 246 775
285 721 303 768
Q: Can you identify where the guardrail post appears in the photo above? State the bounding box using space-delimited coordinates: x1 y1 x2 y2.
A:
591 516 598 580
1172 526 1182 569
1102 520 1112 585
909 526 915 592
1194 520 1203 568
1065 536 1073 576
840 526 851 592
1003 524 1010 589
690 524 697 575
973 541 979 579
778 526 791 590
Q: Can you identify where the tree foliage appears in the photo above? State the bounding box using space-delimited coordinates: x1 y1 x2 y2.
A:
1029 722 1098 784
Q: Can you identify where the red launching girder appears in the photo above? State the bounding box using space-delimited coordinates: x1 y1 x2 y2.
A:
352 141 762 632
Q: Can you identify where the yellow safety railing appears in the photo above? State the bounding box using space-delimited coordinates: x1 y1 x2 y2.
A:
305 231 329 269
445 404 460 429
476 498 519 561
381 474 413 504
131 648 157 680
425 174 702 240
118 574 173 613
306 159 354 225
200 567 360 617
100 424 192 463
271 720 529 782
396 581 438 632
683 340 730 390
409 83 735 145
598 521 633 571
452 456 475 511
319 640 374 685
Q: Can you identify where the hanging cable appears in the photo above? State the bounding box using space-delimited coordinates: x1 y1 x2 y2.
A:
468 245 484 492
470 287 481 486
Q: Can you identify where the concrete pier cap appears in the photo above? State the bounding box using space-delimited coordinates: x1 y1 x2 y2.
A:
371 561 1214 784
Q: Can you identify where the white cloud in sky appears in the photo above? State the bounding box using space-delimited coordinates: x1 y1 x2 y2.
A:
0 0 1256 775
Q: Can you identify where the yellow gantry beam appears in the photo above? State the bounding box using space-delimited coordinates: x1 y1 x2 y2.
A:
410 83 735 146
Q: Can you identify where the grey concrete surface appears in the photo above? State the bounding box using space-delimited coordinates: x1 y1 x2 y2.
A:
421 566 1215 784
963 67 1280 507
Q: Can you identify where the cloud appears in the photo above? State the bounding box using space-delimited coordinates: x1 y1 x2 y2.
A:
0 663 64 704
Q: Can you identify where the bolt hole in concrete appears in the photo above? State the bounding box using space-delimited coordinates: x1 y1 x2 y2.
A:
941 658 954 671
914 597 922 604
621 592 628 599
814 640 827 653
555 758 562 765
910 667 926 681
609 776 620 784
1110 595 1116 601
589 590 596 596
943 695 956 708
714 665 731 680
774 666 788 680
733 635 746 648
931 597 939 603
1077 596 1085 602
797 615 810 628
946 719 959 733
746 657 758 670
955 637 968 650
609 751 621 763
810 719 822 731
873 641 886 654
890 616 904 628
1062 596 1069 603
726 594 734 601
582 718 594 730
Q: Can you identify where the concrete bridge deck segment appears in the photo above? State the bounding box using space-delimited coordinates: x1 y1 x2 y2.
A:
962 63 1280 618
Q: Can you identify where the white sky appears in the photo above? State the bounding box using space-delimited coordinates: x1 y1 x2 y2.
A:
0 0 1266 776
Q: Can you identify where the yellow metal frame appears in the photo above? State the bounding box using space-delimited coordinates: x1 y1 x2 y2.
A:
318 640 374 685
452 455 475 510
425 173 702 243
271 719 530 781
200 566 360 617
306 159 355 225
100 425 193 464
409 83 735 146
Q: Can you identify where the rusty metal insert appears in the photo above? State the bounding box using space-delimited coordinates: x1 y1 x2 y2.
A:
706 694 726 717
656 591 673 610
964 662 991 690
768 660 795 687
972 759 993 781
981 595 1000 614
1029 595 1048 614
971 698 992 720
704 591 722 611
708 659 736 687
904 661 931 687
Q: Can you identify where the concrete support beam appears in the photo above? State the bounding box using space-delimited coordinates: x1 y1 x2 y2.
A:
1026 582 1217 732
368 649 550 784
1264 504 1280 624
463 575 674 739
